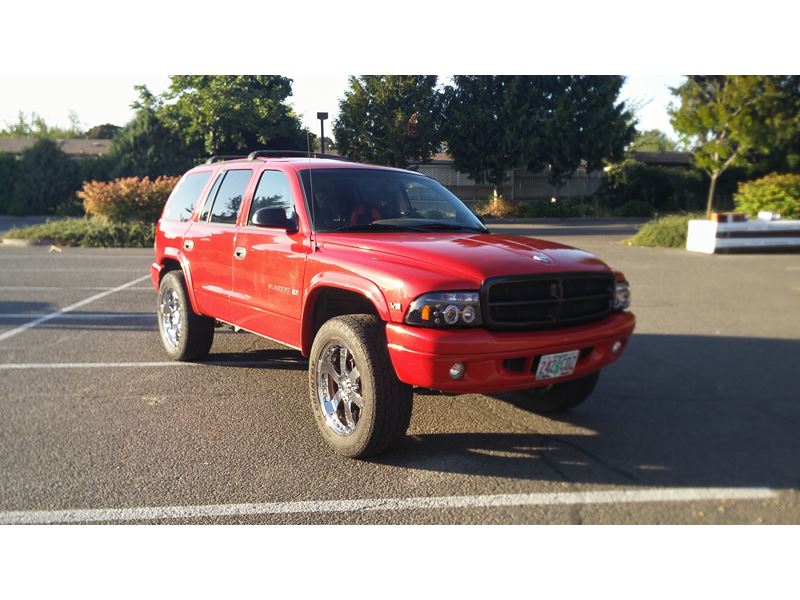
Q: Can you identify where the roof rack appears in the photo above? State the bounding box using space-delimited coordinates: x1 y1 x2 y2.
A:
246 150 350 162
205 155 248 164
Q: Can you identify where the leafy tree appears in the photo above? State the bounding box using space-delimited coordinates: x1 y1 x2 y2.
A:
160 75 310 155
443 76 635 193
85 123 122 139
333 76 442 168
1 111 83 139
628 129 679 153
669 76 771 216
108 89 196 178
442 76 518 193
9 138 80 215
0 153 19 213
523 76 634 183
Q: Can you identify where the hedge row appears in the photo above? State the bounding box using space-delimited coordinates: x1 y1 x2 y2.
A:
3 219 155 247
80 176 179 223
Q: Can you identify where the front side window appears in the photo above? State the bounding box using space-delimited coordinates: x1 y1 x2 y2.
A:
207 169 253 224
249 170 295 224
298 168 487 234
162 171 212 222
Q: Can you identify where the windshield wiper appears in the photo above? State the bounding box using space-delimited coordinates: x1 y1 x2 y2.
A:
406 222 488 233
331 223 419 233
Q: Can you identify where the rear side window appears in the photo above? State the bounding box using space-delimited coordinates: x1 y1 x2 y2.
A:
163 171 213 222
208 169 253 224
248 170 294 223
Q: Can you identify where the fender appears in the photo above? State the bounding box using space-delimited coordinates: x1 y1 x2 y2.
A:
161 246 203 316
301 271 391 356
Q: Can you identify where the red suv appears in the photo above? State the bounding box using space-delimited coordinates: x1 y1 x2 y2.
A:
152 151 635 457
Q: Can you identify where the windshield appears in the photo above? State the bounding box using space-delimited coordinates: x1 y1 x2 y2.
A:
298 168 487 233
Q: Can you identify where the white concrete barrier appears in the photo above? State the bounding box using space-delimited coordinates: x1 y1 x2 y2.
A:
686 218 800 254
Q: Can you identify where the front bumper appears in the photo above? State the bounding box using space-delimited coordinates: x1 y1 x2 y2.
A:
386 311 635 394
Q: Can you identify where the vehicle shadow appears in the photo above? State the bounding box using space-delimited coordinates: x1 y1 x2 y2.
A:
377 334 800 490
201 348 308 371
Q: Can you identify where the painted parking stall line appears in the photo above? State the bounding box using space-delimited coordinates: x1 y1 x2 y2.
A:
0 274 150 343
0 488 777 524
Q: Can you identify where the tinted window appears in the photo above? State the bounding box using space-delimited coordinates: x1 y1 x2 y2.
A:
208 169 253 224
249 170 294 224
163 171 212 222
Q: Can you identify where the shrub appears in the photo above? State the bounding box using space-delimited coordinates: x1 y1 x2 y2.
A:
8 138 81 215
0 153 18 214
598 159 707 216
477 193 520 218
733 173 800 219
3 218 155 247
80 175 179 223
627 213 703 248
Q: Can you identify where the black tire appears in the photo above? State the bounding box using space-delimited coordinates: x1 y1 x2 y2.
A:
308 314 413 458
507 371 600 414
157 270 215 361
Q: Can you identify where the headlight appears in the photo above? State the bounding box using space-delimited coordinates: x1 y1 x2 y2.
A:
405 291 482 328
613 280 631 311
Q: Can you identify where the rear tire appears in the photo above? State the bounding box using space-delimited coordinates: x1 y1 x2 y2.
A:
508 371 600 414
157 270 215 361
309 314 413 458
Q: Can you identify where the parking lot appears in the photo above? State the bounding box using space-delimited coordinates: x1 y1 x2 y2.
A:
1 222 799 524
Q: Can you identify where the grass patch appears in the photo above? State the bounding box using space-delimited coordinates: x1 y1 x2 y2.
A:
3 218 155 247
627 213 703 248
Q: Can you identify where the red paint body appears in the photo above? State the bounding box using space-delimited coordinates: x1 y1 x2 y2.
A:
152 158 635 393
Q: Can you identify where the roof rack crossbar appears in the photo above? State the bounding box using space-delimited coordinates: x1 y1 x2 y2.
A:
205 155 248 164
246 150 350 162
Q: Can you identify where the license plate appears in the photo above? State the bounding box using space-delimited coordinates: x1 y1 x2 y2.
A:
535 350 580 381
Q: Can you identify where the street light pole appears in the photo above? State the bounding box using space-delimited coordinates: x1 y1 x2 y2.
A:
316 112 328 154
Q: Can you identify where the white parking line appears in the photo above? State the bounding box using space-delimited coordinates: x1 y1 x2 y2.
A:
0 312 152 319
0 286 153 291
0 488 777 524
0 361 189 370
0 274 150 343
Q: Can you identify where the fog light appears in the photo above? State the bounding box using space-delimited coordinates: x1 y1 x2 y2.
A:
612 340 623 355
449 362 465 380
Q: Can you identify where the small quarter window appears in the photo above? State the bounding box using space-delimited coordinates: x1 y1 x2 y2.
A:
162 171 212 222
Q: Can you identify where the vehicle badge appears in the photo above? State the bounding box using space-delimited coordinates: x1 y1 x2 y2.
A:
532 252 552 263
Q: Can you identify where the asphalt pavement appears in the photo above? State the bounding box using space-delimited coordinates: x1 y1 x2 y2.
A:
1 222 799 524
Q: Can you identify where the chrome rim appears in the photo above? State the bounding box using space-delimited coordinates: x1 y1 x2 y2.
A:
159 287 181 348
317 340 363 436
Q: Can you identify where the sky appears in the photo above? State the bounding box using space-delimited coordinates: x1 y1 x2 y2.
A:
0 75 686 141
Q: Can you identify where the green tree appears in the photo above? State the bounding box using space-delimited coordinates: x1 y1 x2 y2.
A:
1 111 84 139
108 87 196 178
333 76 442 168
85 123 122 139
628 129 679 153
160 75 309 155
443 76 634 192
9 138 80 215
442 76 518 192
669 76 771 216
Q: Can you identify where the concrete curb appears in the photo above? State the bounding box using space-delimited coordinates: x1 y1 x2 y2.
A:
1 238 56 247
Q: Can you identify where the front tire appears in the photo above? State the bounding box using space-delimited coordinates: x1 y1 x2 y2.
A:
508 371 600 414
157 270 215 361
309 315 413 458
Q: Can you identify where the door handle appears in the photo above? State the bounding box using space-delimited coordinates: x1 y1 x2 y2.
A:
234 246 247 260
183 240 194 251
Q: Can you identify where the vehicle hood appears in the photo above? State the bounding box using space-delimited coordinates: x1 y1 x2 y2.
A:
317 232 610 283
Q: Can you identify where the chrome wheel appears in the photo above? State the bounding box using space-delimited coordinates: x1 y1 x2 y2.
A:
159 287 182 348
317 339 363 436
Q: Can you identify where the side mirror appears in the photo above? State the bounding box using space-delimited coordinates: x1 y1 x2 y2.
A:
252 207 298 233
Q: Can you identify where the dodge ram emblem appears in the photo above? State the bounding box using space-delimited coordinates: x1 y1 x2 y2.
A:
532 252 552 263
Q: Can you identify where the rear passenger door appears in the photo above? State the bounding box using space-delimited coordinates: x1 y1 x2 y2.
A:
183 168 254 321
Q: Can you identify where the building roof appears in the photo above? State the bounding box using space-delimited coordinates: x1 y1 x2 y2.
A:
0 138 112 157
